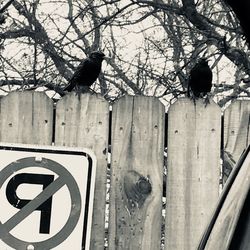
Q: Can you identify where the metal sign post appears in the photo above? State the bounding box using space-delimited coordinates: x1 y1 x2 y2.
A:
0 143 96 250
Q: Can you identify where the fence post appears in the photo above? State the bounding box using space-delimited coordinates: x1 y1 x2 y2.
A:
108 95 165 250
223 100 250 183
165 98 221 250
54 93 109 250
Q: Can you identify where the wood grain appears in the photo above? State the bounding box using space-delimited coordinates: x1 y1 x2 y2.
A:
108 95 165 250
0 91 53 144
165 98 221 250
55 93 109 250
223 100 250 183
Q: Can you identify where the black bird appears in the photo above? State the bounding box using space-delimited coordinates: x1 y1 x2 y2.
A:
64 51 105 93
225 0 250 45
187 58 212 105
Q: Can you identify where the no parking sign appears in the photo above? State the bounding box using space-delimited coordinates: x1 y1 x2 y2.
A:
0 143 96 250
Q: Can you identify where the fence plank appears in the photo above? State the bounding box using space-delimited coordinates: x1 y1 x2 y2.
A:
223 100 250 183
108 96 165 250
0 91 53 144
165 98 221 250
55 93 109 250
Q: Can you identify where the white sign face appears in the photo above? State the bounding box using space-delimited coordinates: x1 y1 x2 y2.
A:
0 143 96 250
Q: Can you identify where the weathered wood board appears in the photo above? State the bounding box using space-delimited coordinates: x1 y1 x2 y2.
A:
165 98 221 250
108 95 165 250
223 100 250 183
0 91 53 144
55 93 110 250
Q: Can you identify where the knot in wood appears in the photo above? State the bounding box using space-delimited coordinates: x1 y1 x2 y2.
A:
136 177 152 195
124 171 152 210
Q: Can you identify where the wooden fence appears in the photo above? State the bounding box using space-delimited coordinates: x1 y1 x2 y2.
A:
0 91 249 250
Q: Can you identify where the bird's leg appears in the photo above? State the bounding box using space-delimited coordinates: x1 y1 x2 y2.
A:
187 84 191 97
80 86 98 95
78 85 89 94
77 91 81 101
74 85 82 100
193 96 197 106
203 93 211 107
74 85 89 100
189 92 197 106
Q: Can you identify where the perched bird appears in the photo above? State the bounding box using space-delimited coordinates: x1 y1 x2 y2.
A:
187 58 212 105
64 51 105 93
225 0 250 45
